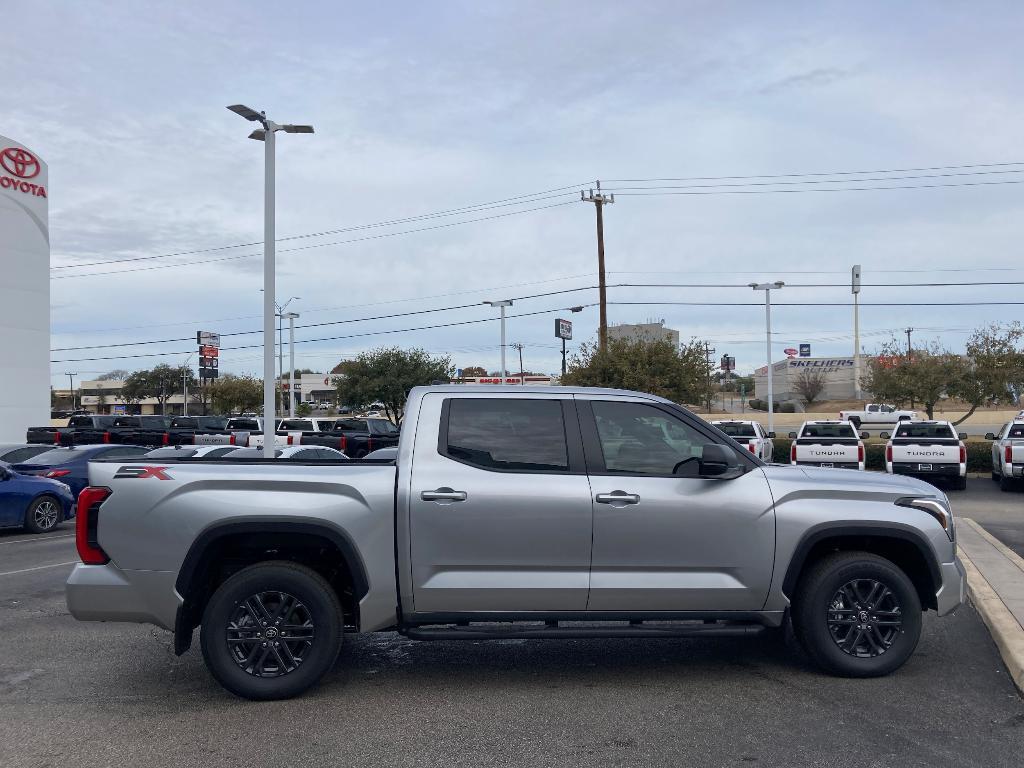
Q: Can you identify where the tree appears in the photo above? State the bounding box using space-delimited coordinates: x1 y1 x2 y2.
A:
459 366 488 377
335 347 453 423
121 364 196 413
121 370 148 411
208 374 264 415
863 340 968 419
793 367 828 405
953 322 1024 424
562 337 712 405
99 369 129 381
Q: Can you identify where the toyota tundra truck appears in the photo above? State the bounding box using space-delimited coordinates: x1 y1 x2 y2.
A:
66 386 964 700
885 421 967 491
789 421 866 470
839 404 916 429
987 421 1024 492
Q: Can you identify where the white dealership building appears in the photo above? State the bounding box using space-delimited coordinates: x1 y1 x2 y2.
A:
0 135 49 442
753 356 859 403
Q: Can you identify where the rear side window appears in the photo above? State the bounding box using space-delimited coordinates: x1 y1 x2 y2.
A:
443 399 568 472
715 423 757 438
1009 425 1024 439
279 419 314 431
227 419 259 430
894 423 955 439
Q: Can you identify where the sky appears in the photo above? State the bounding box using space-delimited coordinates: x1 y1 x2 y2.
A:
6 1 1024 385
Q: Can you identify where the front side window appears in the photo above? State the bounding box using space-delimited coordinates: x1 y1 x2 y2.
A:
444 399 568 472
592 401 716 476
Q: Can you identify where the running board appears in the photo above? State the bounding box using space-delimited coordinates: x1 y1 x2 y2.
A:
402 622 766 641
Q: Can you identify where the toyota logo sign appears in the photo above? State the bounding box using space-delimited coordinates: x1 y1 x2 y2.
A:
0 147 41 179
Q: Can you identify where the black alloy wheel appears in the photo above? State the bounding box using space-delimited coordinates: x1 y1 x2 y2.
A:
226 591 316 677
826 578 902 658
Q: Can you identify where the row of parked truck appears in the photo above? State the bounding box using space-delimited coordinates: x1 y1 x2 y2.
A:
26 414 400 458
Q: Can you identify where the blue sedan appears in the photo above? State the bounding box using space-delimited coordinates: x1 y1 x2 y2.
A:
0 460 76 534
12 444 152 500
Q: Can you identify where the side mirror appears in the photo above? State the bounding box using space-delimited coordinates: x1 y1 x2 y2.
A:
788 431 797 439
985 432 996 440
697 444 738 478
879 431 890 440
0 467 9 481
860 431 869 441
767 431 776 439
959 433 968 439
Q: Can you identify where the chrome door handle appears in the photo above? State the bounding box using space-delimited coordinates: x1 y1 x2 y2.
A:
595 492 640 505
420 488 468 502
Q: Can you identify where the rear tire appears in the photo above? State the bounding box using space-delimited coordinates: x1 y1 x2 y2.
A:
200 561 343 700
951 475 967 491
848 417 861 429
1000 473 1015 492
792 551 921 678
24 495 62 534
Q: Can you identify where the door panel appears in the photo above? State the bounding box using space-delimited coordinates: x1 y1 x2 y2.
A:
579 397 776 612
408 394 593 613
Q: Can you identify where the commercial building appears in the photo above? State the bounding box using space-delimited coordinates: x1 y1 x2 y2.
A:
0 135 49 441
607 321 680 347
753 357 859 402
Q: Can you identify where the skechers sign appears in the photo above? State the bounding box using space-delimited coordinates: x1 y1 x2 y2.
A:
787 358 854 370
0 146 47 198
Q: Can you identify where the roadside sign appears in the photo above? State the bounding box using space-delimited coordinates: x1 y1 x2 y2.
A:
199 357 219 369
555 318 573 340
200 345 219 358
197 331 220 348
799 344 811 357
783 348 798 357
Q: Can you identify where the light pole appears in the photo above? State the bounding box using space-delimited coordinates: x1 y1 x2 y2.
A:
483 300 513 380
852 265 862 400
750 281 784 435
228 104 313 457
182 353 193 416
283 311 299 417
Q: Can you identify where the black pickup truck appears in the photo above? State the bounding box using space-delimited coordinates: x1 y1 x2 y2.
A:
26 415 116 446
124 415 230 447
71 415 172 446
289 417 400 457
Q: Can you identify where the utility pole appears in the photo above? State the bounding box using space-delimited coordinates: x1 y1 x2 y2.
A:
284 312 299 417
581 182 614 351
905 328 914 360
65 372 77 410
852 265 862 400
512 343 525 384
484 300 513 379
750 282 785 436
704 342 716 413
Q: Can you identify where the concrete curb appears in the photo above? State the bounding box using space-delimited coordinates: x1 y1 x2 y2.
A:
959 518 1024 694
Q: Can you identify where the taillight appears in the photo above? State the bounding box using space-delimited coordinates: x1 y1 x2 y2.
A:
858 444 865 463
747 443 756 453
45 469 71 478
229 434 236 446
286 435 294 445
367 437 374 452
1006 445 1012 464
52 432 61 444
790 443 796 463
959 444 966 464
339 435 347 451
102 431 111 444
161 432 170 446
76 486 111 565
886 444 893 463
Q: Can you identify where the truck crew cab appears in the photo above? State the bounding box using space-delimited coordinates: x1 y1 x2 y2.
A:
885 421 967 490
67 386 963 700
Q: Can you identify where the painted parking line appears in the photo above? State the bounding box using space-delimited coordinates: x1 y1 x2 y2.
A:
0 533 75 546
0 561 78 577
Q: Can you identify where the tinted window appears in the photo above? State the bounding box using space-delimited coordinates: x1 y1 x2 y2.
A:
1009 425 1024 439
0 446 51 463
367 419 399 436
801 423 857 439
715 422 757 438
112 417 141 427
334 419 366 432
445 399 568 472
592 401 715 476
101 447 151 459
20 447 94 465
145 447 198 458
894 423 955 439
226 419 260 430
279 420 315 431
69 416 99 427
205 447 236 457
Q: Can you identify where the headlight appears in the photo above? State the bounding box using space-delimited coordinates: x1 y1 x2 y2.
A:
896 496 954 541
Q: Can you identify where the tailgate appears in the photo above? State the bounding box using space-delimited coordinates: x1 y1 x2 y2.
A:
794 441 859 462
891 441 960 463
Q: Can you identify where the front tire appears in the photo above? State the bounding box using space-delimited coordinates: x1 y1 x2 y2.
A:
200 561 343 700
24 495 62 534
792 552 921 677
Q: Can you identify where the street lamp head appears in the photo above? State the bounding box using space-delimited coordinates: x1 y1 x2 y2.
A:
227 104 264 122
569 306 584 313
282 312 299 319
750 281 785 291
282 124 315 134
248 129 267 142
483 300 513 307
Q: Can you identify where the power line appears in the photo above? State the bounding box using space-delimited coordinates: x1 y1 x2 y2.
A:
610 178 1024 196
50 185 588 271
50 200 579 279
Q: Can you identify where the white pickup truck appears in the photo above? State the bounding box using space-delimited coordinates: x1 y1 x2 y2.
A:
710 420 774 461
987 421 1024 492
885 421 966 490
789 421 866 470
839 404 916 428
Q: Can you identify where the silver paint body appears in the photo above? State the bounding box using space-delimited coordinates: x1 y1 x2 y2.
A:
67 386 964 634
991 421 1024 479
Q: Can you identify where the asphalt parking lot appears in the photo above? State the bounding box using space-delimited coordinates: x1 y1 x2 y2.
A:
2 479 1023 768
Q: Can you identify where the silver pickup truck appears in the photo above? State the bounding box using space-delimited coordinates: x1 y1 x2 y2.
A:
67 385 964 700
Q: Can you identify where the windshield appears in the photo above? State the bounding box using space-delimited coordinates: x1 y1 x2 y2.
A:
801 423 857 439
226 419 259 430
895 423 955 439
279 419 314 431
367 419 399 435
715 423 757 438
